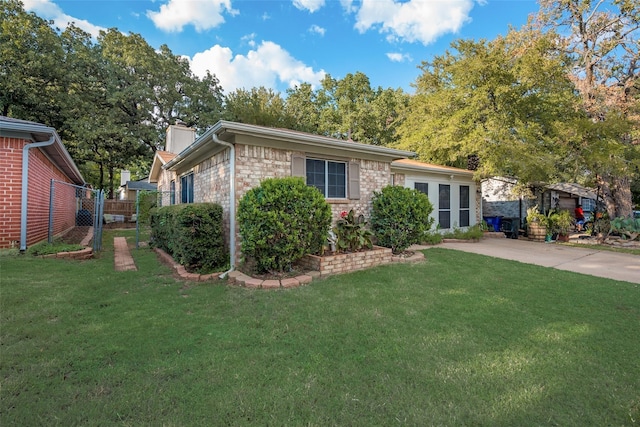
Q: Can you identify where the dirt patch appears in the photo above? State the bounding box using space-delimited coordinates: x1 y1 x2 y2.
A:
60 226 91 245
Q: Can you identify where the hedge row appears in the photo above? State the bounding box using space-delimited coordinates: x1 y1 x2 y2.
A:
149 203 228 273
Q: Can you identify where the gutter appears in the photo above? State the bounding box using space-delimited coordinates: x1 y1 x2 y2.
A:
20 135 56 251
211 133 236 278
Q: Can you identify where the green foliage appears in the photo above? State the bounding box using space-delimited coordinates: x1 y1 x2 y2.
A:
136 191 158 225
421 232 444 245
237 177 331 273
150 203 227 273
397 34 580 183
1 1 226 193
526 205 549 228
442 225 485 240
371 186 434 254
225 87 286 127
332 209 373 253
26 240 84 256
549 209 574 235
282 73 409 145
610 217 640 240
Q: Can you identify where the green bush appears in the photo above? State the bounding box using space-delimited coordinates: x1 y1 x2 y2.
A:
237 177 331 273
371 185 434 254
610 216 640 240
421 232 443 245
332 209 373 253
442 224 484 240
150 203 227 273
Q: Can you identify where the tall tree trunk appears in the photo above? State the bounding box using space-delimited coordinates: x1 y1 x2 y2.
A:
108 166 115 199
598 174 633 218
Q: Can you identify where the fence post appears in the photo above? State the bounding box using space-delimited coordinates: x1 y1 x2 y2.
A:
135 189 140 249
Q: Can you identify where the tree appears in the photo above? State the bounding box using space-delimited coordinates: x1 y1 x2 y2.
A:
0 0 65 126
225 86 286 127
535 0 640 216
283 82 323 134
396 34 582 184
281 73 408 145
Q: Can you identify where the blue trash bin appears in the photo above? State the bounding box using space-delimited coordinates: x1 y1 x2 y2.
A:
483 216 502 232
493 216 502 232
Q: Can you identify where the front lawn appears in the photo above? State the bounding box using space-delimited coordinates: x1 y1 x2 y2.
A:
1 231 638 426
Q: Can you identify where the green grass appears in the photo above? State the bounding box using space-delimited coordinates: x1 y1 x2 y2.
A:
1 230 639 426
26 240 84 256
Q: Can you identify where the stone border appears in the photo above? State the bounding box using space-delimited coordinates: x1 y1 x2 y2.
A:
226 270 319 289
153 248 225 282
41 247 93 260
40 226 94 260
153 246 425 289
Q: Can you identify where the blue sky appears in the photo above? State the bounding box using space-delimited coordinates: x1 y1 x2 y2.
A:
23 0 540 95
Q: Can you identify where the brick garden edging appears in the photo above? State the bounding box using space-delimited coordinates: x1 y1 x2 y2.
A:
40 226 95 260
153 245 425 289
298 245 393 276
153 247 225 282
41 247 93 260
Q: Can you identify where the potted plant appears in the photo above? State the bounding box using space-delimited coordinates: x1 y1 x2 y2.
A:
526 205 548 242
550 209 573 242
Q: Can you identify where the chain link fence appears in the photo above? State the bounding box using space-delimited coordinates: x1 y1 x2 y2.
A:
49 180 104 252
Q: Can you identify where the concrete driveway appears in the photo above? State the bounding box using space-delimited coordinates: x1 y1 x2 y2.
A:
413 238 640 284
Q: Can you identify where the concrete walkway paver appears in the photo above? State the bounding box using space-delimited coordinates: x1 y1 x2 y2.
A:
114 237 137 271
412 238 640 284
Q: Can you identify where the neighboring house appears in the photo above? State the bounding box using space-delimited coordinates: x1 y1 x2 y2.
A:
481 177 533 227
481 177 598 227
149 120 478 267
118 172 157 201
543 183 599 216
0 116 85 250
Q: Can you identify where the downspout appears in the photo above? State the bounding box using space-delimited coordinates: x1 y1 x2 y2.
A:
20 135 56 251
212 133 236 277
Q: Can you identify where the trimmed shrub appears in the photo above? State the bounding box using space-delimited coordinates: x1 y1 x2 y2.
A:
150 203 227 272
238 177 331 273
371 185 434 254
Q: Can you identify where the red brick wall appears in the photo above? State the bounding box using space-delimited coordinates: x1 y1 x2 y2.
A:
0 137 23 248
0 136 77 249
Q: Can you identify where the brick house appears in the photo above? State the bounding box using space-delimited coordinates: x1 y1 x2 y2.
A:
149 120 478 267
0 116 85 250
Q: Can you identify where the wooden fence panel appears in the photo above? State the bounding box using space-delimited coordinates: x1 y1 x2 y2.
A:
103 200 136 217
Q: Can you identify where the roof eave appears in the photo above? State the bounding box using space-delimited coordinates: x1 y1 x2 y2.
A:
0 118 85 185
164 120 416 171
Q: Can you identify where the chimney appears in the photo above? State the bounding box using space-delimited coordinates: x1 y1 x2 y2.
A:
120 170 131 187
165 121 196 154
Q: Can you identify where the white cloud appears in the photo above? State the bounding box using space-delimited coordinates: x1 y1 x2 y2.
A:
386 52 412 62
23 0 105 38
309 24 326 36
147 0 238 32
189 41 326 93
292 0 325 13
340 0 357 14
354 0 475 45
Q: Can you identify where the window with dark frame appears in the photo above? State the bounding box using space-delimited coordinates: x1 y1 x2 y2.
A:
459 185 470 227
414 182 428 195
306 158 346 198
180 173 194 204
170 180 175 205
439 184 451 229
